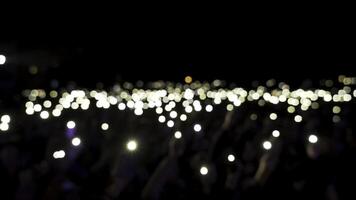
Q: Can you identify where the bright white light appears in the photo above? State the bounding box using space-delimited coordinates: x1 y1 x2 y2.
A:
101 123 109 131
0 123 9 131
53 150 65 159
174 131 182 139
43 100 52 108
227 154 235 162
263 141 272 150
200 166 208 175
1 115 11 123
167 120 174 128
67 121 76 129
156 107 163 114
71 137 81 146
308 134 318 144
272 130 280 137
126 140 137 151
158 115 166 123
118 103 126 110
26 107 35 115
134 109 143 115
0 55 6 65
52 109 61 117
269 113 277 120
169 111 178 118
34 104 42 112
294 115 302 123
185 106 193 113
194 124 202 132
180 114 187 121
40 111 49 119
205 105 213 112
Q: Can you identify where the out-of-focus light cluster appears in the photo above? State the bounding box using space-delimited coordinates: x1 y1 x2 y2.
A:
17 77 356 162
53 150 65 159
0 114 11 132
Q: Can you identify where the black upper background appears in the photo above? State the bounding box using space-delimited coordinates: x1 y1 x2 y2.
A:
1 13 356 87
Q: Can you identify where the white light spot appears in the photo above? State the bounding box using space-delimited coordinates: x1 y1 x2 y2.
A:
118 102 126 110
26 107 35 115
269 113 277 120
180 114 187 121
40 111 49 119
0 55 6 65
53 150 65 159
1 115 11 123
101 123 109 131
158 115 166 123
126 140 137 151
167 120 174 128
294 115 302 123
308 134 318 144
174 131 182 139
169 111 178 118
0 123 9 131
200 166 208 175
134 108 143 115
227 154 235 162
67 121 76 129
272 130 280 137
263 141 272 150
194 124 202 132
205 104 213 112
71 137 81 146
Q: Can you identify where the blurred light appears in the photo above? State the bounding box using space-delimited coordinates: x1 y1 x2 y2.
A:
332 115 341 123
158 115 166 123
156 107 163 114
1 115 11 123
269 113 277 120
226 104 234 111
53 150 65 159
169 111 178 118
0 55 6 65
134 109 143 115
29 65 38 75
0 123 9 131
287 106 295 113
308 134 318 143
126 140 137 151
185 76 193 84
67 121 76 129
43 100 52 108
118 102 126 110
194 124 202 132
174 131 182 139
205 104 213 112
167 120 174 128
272 130 280 137
294 115 302 123
71 137 81 146
101 123 109 130
227 154 235 162
50 91 58 98
180 114 187 121
250 113 258 120
332 106 341 114
26 107 35 115
52 109 61 117
185 106 193 113
34 104 42 112
263 141 272 150
40 111 49 119
200 166 208 175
